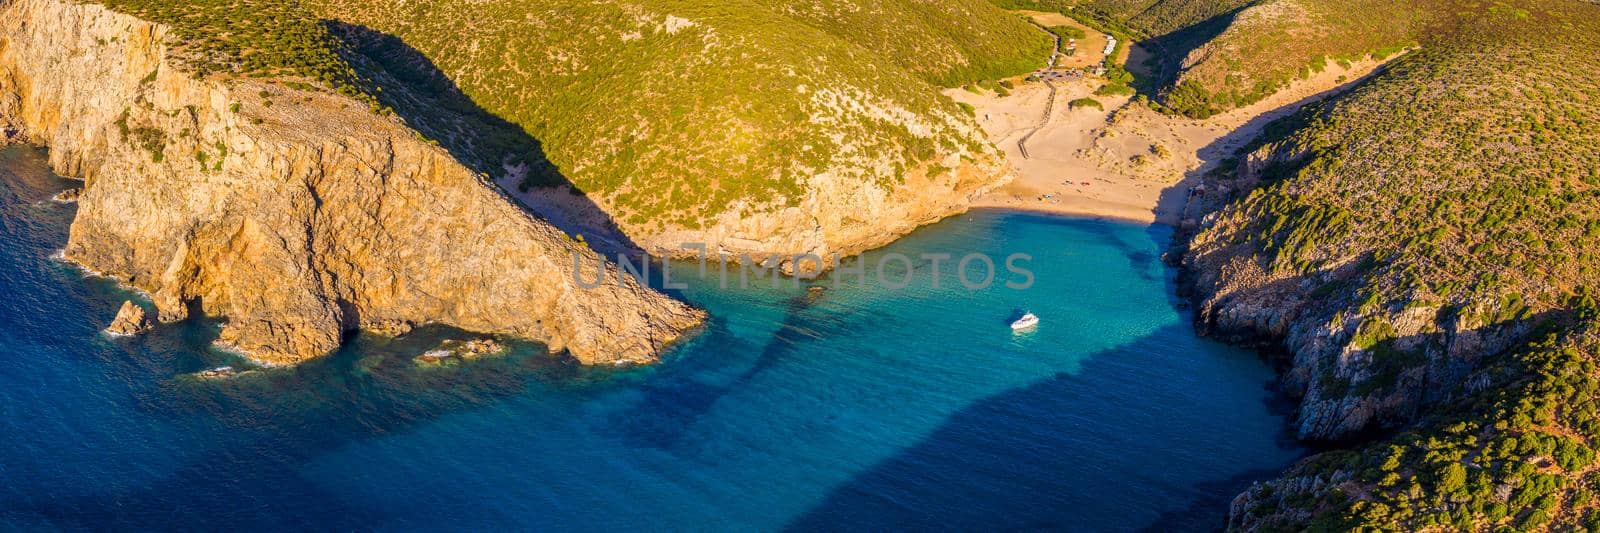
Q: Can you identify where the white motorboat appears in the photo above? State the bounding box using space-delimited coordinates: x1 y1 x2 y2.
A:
1010 312 1039 330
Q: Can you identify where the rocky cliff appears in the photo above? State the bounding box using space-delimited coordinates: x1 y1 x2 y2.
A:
0 0 703 366
1176 8 1600 444
1170 1 1600 526
1180 134 1537 442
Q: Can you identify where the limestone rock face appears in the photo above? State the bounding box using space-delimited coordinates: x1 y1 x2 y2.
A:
105 300 153 336
0 0 703 366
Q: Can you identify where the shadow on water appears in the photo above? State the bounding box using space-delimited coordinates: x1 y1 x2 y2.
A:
324 22 641 258
1138 467 1294 532
1 322 610 530
766 213 1305 532
601 283 858 450
784 321 1304 532
5 143 1308 529
2 145 652 528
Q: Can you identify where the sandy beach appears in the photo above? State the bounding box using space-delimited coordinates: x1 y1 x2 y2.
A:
947 49 1397 225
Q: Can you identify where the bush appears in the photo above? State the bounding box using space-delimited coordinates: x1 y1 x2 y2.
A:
1045 25 1086 41
1069 97 1103 111
1095 83 1135 97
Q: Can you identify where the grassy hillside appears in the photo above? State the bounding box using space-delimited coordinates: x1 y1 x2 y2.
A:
1207 1 1600 349
772 0 1055 86
1187 0 1600 528
990 0 1251 38
990 0 1432 118
1159 0 1431 118
312 0 1050 229
86 0 1049 231
90 0 382 109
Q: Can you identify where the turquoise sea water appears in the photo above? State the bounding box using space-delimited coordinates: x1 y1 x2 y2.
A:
0 146 1302 531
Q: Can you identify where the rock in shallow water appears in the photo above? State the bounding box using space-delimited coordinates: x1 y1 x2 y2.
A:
187 365 262 380
415 338 508 366
104 300 152 336
51 187 80 203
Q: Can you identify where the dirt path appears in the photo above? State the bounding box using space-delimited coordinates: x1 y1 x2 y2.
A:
1016 79 1056 160
1016 16 1070 160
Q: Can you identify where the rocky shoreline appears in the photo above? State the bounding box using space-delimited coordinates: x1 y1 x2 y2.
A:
1173 133 1536 443
0 0 702 367
1167 100 1578 527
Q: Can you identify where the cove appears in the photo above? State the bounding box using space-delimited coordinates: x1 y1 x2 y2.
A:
0 146 1303 531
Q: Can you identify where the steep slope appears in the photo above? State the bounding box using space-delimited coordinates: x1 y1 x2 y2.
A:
1185 0 1600 441
305 0 1051 267
1168 0 1600 527
0 0 703 366
1160 0 1429 118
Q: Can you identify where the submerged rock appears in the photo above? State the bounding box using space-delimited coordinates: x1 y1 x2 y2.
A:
187 365 258 380
104 300 153 336
414 350 455 366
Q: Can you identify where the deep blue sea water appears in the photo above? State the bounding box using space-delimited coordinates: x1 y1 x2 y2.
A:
0 146 1302 531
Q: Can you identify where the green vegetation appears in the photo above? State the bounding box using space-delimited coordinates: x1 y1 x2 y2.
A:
1095 65 1137 97
300 0 1050 228
1192 0 1600 528
768 0 1054 87
1044 24 1086 41
89 0 383 110
1068 97 1104 110
992 0 1430 118
1156 0 1428 118
988 1 1147 101
991 0 1252 39
1217 0 1600 322
86 0 1049 229
1240 320 1600 531
113 109 166 163
78 0 1600 527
